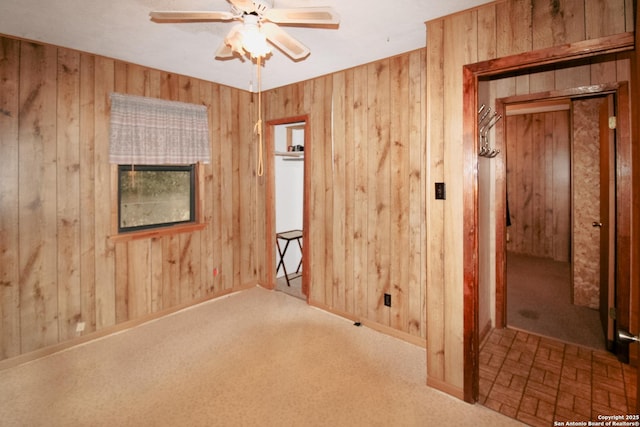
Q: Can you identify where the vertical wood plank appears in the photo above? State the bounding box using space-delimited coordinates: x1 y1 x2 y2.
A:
585 0 626 39
366 59 391 326
531 113 545 255
150 237 163 311
304 78 326 304
529 69 556 93
79 53 97 334
553 110 571 262
209 84 224 294
56 48 82 340
162 236 181 307
342 68 356 315
331 71 347 312
161 72 179 101
114 243 129 322
128 239 151 318
236 89 255 289
532 0 585 49
219 86 234 292
230 89 242 289
476 5 496 62
94 56 116 330
321 76 334 306
591 54 618 85
0 38 21 358
426 18 446 382
389 54 410 330
408 49 426 337
114 61 127 94
543 112 555 258
442 10 476 390
516 115 532 254
555 63 591 90
179 234 196 302
18 42 59 352
179 76 202 299
126 63 147 96
352 65 368 318
199 84 215 296
506 115 517 252
496 0 532 56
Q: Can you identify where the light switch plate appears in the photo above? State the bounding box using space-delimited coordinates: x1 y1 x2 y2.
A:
435 182 446 200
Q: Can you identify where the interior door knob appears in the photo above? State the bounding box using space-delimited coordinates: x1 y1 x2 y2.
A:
592 221 603 228
618 329 640 343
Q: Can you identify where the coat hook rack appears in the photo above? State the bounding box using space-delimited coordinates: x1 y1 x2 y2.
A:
477 104 502 158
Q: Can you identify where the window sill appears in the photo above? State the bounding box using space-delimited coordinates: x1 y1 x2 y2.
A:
109 222 207 243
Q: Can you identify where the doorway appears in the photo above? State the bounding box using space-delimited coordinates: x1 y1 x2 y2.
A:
266 116 310 300
476 83 634 422
501 95 614 351
462 34 636 408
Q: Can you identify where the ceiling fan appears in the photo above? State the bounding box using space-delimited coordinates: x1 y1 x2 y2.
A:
149 0 340 61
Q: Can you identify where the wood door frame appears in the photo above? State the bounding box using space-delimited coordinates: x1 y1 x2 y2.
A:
265 115 311 300
493 83 628 334
461 32 635 403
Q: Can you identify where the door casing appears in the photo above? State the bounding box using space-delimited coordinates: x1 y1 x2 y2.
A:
265 115 311 299
461 33 635 403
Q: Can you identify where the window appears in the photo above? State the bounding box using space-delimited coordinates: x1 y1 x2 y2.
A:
118 164 196 233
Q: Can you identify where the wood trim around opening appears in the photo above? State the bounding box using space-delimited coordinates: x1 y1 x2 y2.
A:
462 33 635 404
265 115 310 300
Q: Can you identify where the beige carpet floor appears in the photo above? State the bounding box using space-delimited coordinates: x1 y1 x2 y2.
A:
275 273 305 300
0 286 520 426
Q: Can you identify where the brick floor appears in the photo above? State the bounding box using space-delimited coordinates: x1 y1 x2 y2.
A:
479 328 638 426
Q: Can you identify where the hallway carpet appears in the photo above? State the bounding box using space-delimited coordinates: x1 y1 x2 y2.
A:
0 287 518 426
507 253 605 350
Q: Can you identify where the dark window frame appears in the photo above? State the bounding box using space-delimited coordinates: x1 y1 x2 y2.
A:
117 164 196 233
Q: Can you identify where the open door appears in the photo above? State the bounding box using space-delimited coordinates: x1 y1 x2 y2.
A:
598 94 616 350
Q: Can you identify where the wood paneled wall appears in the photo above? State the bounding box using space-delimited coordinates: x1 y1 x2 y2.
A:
505 110 571 262
264 51 428 340
0 36 263 361
426 0 633 398
0 2 636 402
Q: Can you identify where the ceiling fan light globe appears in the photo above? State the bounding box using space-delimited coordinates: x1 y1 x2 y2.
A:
241 27 271 58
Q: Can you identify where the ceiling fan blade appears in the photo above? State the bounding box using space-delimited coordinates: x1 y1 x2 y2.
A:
264 7 340 26
262 23 310 61
228 0 256 13
150 11 235 21
215 25 246 58
215 42 236 59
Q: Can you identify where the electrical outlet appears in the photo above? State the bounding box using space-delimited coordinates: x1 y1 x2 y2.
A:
384 293 391 307
76 321 85 333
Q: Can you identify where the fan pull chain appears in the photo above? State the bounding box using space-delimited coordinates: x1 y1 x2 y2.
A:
254 57 264 177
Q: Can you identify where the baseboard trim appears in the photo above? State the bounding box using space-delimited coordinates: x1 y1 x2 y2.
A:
426 376 465 401
308 299 427 349
0 286 246 372
479 320 492 345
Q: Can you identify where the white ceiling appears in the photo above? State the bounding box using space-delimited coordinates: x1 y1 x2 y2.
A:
0 0 492 92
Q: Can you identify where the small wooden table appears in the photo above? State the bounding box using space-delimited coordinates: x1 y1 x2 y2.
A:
276 229 303 287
